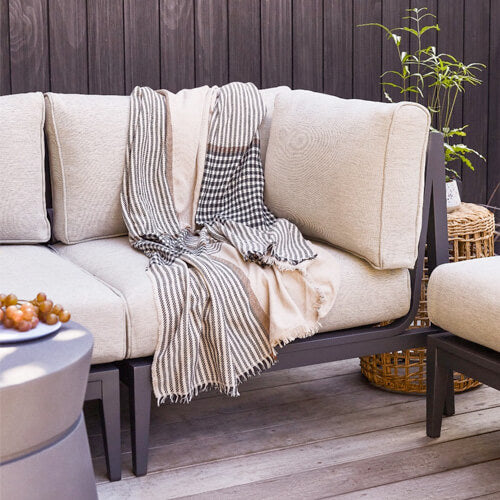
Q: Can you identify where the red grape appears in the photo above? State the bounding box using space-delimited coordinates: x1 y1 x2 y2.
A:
59 310 71 323
5 306 18 320
5 294 17 307
39 300 53 313
16 320 31 332
52 304 63 316
3 318 14 329
45 313 58 325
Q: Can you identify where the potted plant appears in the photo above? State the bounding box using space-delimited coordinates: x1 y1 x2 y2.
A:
360 8 486 212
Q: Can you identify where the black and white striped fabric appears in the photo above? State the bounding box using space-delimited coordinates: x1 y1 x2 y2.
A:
197 82 316 267
122 84 315 403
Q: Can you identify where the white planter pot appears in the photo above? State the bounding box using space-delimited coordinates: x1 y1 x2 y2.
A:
446 179 461 213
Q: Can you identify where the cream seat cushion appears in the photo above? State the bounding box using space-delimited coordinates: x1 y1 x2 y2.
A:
54 237 411 358
0 93 50 243
428 257 500 352
264 90 430 270
0 245 127 363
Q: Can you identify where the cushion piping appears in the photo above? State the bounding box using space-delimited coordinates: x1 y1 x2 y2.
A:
379 102 430 269
45 93 70 244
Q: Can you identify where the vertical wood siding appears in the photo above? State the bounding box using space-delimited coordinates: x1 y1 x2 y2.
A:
0 0 498 206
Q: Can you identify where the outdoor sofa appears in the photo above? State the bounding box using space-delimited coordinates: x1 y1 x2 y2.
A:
0 88 448 480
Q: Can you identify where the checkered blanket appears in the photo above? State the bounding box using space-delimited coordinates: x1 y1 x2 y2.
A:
122 83 336 403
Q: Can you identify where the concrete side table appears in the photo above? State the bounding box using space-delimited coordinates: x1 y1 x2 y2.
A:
0 322 97 500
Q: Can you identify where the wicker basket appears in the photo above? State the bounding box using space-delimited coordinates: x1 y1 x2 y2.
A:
360 203 495 394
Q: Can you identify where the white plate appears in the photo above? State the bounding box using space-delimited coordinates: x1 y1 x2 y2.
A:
0 321 61 344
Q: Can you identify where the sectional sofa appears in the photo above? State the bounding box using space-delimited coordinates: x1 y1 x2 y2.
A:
0 88 448 480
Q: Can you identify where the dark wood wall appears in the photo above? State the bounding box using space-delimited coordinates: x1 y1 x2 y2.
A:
0 0 498 206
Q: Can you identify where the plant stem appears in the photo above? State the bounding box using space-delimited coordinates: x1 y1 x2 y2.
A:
446 87 459 130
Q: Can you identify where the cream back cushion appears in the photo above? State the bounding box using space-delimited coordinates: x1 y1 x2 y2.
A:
0 92 50 243
45 93 130 244
264 90 430 270
44 89 281 244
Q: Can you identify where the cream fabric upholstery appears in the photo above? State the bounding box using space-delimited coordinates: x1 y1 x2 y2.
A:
428 257 500 352
0 93 50 243
259 86 290 166
54 237 410 358
264 90 430 270
0 245 127 363
317 241 410 331
44 89 282 244
44 93 130 244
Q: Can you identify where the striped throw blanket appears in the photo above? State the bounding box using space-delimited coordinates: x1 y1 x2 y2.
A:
122 83 339 403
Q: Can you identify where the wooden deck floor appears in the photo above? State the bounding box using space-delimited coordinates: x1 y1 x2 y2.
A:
85 359 500 499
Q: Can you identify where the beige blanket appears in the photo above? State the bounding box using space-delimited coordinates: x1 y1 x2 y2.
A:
166 85 339 347
123 84 340 403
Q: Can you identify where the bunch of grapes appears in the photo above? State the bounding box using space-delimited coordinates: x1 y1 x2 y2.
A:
0 292 71 332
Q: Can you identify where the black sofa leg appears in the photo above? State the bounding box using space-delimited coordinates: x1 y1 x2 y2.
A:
120 359 152 477
426 341 454 438
86 364 122 481
444 367 455 417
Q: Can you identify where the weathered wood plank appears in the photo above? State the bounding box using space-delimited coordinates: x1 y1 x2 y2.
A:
334 459 500 500
87 0 125 94
260 0 292 88
185 431 500 499
48 0 87 93
228 0 260 85
194 0 228 87
461 0 489 204
96 406 500 496
292 0 322 92
381 0 409 102
353 0 382 101
90 386 418 480
124 0 160 92
323 0 352 98
89 379 420 458
472 494 500 500
85 360 361 438
0 0 10 94
88 370 368 438
92 386 500 479
9 0 49 93
437 0 464 179
488 0 500 208
159 0 195 92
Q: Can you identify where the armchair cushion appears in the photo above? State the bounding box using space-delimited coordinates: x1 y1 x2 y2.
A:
428 256 500 352
0 93 50 243
264 90 430 270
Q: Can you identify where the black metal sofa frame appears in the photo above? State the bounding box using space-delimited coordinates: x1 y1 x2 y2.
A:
426 333 500 439
86 131 449 479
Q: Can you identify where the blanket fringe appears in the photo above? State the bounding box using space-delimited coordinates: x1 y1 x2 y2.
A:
155 351 277 405
270 265 329 348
